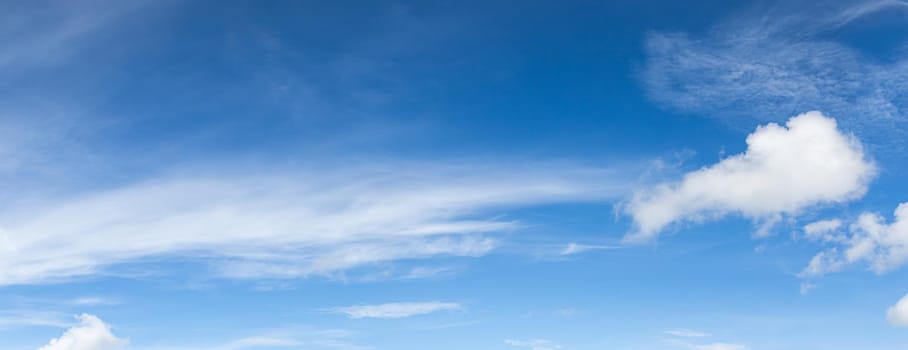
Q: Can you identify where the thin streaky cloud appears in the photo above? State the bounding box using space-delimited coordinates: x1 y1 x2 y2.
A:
0 310 70 330
643 0 908 150
664 328 711 338
504 339 563 350
0 161 625 285
330 301 461 319
559 243 620 255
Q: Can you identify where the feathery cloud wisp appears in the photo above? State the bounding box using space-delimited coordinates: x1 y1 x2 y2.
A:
331 301 461 319
643 0 908 149
504 339 563 350
0 162 621 285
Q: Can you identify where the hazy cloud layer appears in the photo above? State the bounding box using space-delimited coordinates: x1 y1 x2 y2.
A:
643 0 908 150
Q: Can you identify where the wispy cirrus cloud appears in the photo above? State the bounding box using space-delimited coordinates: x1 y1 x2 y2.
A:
208 328 368 350
0 1 151 71
643 0 908 150
35 318 367 350
664 329 748 350
331 301 461 319
0 310 70 329
0 161 623 285
674 342 749 350
504 339 563 350
559 243 619 256
664 329 711 338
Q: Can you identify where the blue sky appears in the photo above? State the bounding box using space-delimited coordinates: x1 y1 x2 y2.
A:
3 1 908 349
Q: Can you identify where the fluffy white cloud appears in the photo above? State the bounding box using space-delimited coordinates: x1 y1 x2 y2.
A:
803 219 844 242
625 112 874 240
38 314 127 350
332 301 460 319
504 339 563 350
802 202 908 277
887 293 908 327
0 162 620 285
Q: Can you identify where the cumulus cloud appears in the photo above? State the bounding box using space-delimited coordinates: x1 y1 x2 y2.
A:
0 162 621 285
887 293 908 327
803 219 844 242
625 112 875 240
504 339 563 350
331 301 460 319
642 0 908 149
802 201 908 277
37 314 127 350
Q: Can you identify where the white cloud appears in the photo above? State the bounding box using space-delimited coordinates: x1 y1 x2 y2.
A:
0 1 148 70
800 249 847 277
0 310 70 329
37 314 127 350
221 336 301 349
331 301 460 319
803 219 844 242
665 329 746 350
664 329 711 338
553 308 577 317
504 339 563 350
802 201 908 277
211 329 367 350
0 162 620 285
681 343 749 350
69 297 118 307
625 112 875 240
799 282 817 295
49 326 368 350
642 0 908 149
887 293 908 327
559 243 618 255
